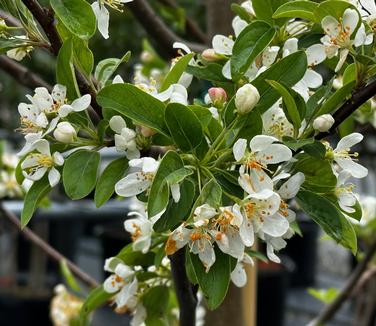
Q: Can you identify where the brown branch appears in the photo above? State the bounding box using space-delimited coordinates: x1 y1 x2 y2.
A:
19 0 102 120
0 203 99 289
156 0 208 44
309 237 376 326
127 0 206 59
0 55 52 90
316 78 376 140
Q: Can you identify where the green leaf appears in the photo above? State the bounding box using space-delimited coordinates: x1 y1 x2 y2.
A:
252 51 307 113
267 80 302 131
193 179 222 211
116 244 155 267
148 151 184 217
165 103 203 152
72 37 94 76
94 52 131 87
315 81 356 117
160 53 194 91
252 0 289 25
80 286 113 324
143 286 170 325
186 248 233 309
308 287 339 304
282 137 314 151
0 38 30 55
56 38 80 100
231 3 253 22
97 84 169 136
302 141 326 159
60 260 81 293
297 190 357 254
21 176 51 227
154 179 196 232
293 154 336 192
229 108 263 144
273 0 319 21
315 0 358 21
230 21 276 81
94 157 128 207
63 150 100 200
186 64 229 83
51 0 96 40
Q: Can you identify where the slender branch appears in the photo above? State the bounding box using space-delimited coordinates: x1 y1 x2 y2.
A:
19 0 102 119
0 9 22 27
0 203 99 289
127 0 205 59
156 0 208 44
316 78 376 140
309 238 376 326
169 249 197 326
0 55 52 90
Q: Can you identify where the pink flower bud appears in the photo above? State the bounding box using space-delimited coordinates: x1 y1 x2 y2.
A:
208 87 227 106
201 49 221 62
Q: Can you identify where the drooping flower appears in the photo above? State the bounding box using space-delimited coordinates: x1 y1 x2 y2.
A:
21 139 64 187
109 116 140 159
325 132 368 178
115 157 159 197
233 136 292 193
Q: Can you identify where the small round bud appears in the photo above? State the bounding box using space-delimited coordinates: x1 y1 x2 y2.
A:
53 122 77 143
140 126 156 138
201 49 221 62
208 87 227 106
235 84 260 115
313 114 335 132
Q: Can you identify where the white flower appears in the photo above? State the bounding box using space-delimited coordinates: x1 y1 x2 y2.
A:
92 0 133 39
21 139 64 187
335 171 357 213
115 157 159 197
313 114 335 132
263 235 287 263
0 171 23 198
233 136 292 193
103 257 139 311
235 84 260 115
230 253 254 287
327 132 368 178
155 83 188 105
124 211 153 253
18 102 48 134
262 102 294 140
109 116 140 159
53 122 77 143
210 205 244 259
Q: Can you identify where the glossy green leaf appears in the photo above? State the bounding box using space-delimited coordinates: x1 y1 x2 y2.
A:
253 51 307 113
253 0 289 24
80 286 113 324
160 53 194 91
186 64 228 82
187 248 233 309
302 141 326 159
116 244 155 266
56 38 80 100
229 108 263 144
97 84 169 136
94 157 128 207
282 137 314 151
21 176 51 227
94 52 131 87
51 0 96 40
148 151 184 217
60 260 81 292
63 150 100 200
193 179 222 211
231 21 276 81
0 38 30 54
165 103 203 152
143 286 170 325
297 190 357 254
273 0 319 21
72 37 94 76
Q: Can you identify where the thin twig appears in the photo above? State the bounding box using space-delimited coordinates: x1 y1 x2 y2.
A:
0 203 99 289
0 55 52 90
316 79 376 140
127 0 206 59
169 249 197 326
309 238 376 326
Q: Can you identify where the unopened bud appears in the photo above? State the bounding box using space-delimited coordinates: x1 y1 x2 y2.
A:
208 87 227 106
140 126 156 138
201 49 221 62
313 114 335 132
235 84 260 115
53 122 77 143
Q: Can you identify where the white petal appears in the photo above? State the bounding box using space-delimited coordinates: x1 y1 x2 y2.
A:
58 104 73 118
262 213 290 237
92 2 110 39
256 144 292 165
262 46 280 67
198 240 216 272
342 8 359 35
170 183 181 203
71 94 91 112
278 172 305 199
34 139 51 156
232 16 248 37
231 262 247 287
321 15 340 38
283 38 298 57
303 69 323 89
233 138 247 161
48 168 61 187
103 275 122 293
110 115 127 134
266 242 281 263
52 84 67 104
335 48 349 72
113 75 124 84
306 44 327 66
249 135 278 152
212 35 234 55
336 158 368 178
173 42 191 54
222 60 232 79
115 173 151 197
142 157 159 173
240 218 254 247
53 152 64 166
336 132 363 151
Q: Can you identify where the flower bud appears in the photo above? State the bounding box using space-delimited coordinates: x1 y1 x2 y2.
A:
201 49 221 62
53 122 77 143
313 114 335 132
140 50 154 63
235 84 260 115
140 126 156 138
208 87 227 106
